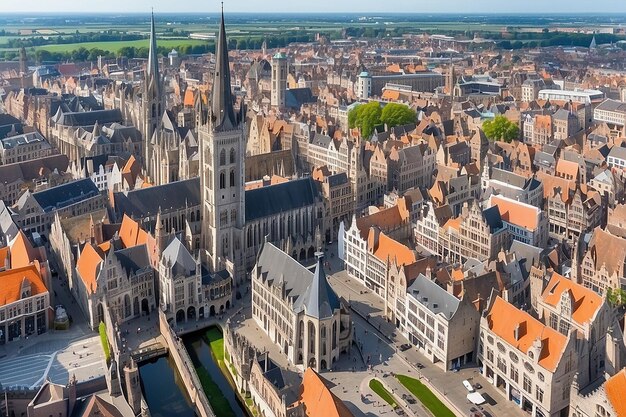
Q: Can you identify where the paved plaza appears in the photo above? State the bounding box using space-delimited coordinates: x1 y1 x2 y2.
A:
0 266 105 389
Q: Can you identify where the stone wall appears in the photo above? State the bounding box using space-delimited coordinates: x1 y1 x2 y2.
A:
158 309 216 417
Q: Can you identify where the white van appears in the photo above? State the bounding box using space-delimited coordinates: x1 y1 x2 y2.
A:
462 380 475 392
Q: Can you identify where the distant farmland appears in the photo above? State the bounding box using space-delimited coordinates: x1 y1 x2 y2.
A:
30 38 208 53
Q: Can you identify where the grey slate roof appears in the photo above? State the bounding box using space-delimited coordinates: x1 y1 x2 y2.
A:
161 237 196 277
0 200 19 243
255 242 340 319
0 154 69 184
299 253 340 319
245 177 318 222
311 133 333 148
114 244 150 277
285 88 316 110
596 98 626 113
327 172 348 188
114 178 201 219
52 108 123 127
482 206 503 233
407 274 460 320
608 146 626 161
30 178 100 213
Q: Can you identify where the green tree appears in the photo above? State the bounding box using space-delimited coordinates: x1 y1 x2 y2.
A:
381 103 417 128
348 101 382 139
607 288 626 307
483 115 520 143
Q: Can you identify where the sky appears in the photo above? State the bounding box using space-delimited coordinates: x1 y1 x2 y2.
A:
3 0 626 14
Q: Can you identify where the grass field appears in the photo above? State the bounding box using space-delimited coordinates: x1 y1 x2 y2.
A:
369 379 398 408
396 374 456 417
25 38 208 53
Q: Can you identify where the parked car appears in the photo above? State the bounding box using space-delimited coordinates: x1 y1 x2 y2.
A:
416 362 424 369
475 383 482 389
463 380 475 392
399 343 411 351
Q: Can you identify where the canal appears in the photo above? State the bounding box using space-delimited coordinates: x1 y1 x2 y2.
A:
184 328 247 417
139 355 197 417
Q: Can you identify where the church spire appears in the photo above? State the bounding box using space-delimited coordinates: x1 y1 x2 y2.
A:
147 9 159 79
211 4 237 132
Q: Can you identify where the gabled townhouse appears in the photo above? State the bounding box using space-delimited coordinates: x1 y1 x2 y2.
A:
536 271 608 388
439 200 509 264
402 273 480 371
74 215 157 329
479 296 577 417
489 194 548 248
579 227 626 295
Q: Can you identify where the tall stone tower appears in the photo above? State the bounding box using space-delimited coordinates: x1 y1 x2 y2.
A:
143 11 164 172
198 7 246 282
271 52 288 109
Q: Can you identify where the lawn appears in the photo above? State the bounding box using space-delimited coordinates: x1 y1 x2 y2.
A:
205 327 225 363
98 321 110 364
369 379 398 408
194 365 236 417
29 38 208 53
396 374 456 417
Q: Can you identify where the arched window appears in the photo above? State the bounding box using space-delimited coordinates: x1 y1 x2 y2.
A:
190 212 196 222
332 321 337 349
308 322 316 354
219 171 225 189
229 147 236 164
219 149 226 166
230 209 237 224
229 169 235 187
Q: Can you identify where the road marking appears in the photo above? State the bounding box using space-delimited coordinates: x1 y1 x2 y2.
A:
30 350 58 389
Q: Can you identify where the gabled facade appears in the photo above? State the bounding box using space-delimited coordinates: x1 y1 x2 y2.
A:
479 296 577 417
252 242 352 372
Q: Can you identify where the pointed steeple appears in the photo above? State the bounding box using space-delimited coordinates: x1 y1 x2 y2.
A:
211 5 237 132
147 10 159 79
301 252 341 319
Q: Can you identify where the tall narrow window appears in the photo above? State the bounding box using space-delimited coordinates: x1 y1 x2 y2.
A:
219 171 225 189
230 169 235 187
220 149 226 166
230 148 236 164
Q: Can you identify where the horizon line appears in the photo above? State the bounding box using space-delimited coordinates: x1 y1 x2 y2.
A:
1 11 626 15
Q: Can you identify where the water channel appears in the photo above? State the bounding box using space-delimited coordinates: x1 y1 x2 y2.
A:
139 355 197 417
184 329 247 417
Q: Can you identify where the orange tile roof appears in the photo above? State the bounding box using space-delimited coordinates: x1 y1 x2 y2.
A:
443 217 462 232
382 90 401 101
119 215 150 248
606 368 626 417
183 88 195 107
355 202 409 240
487 296 567 372
452 267 464 282
293 368 354 417
9 230 40 268
555 159 579 180
76 244 104 295
368 230 416 266
0 246 9 269
386 64 401 73
535 114 552 130
490 195 539 231
541 271 602 326
0 264 48 306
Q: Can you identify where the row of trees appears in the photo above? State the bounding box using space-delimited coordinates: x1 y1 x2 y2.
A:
348 102 417 138
3 32 144 49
